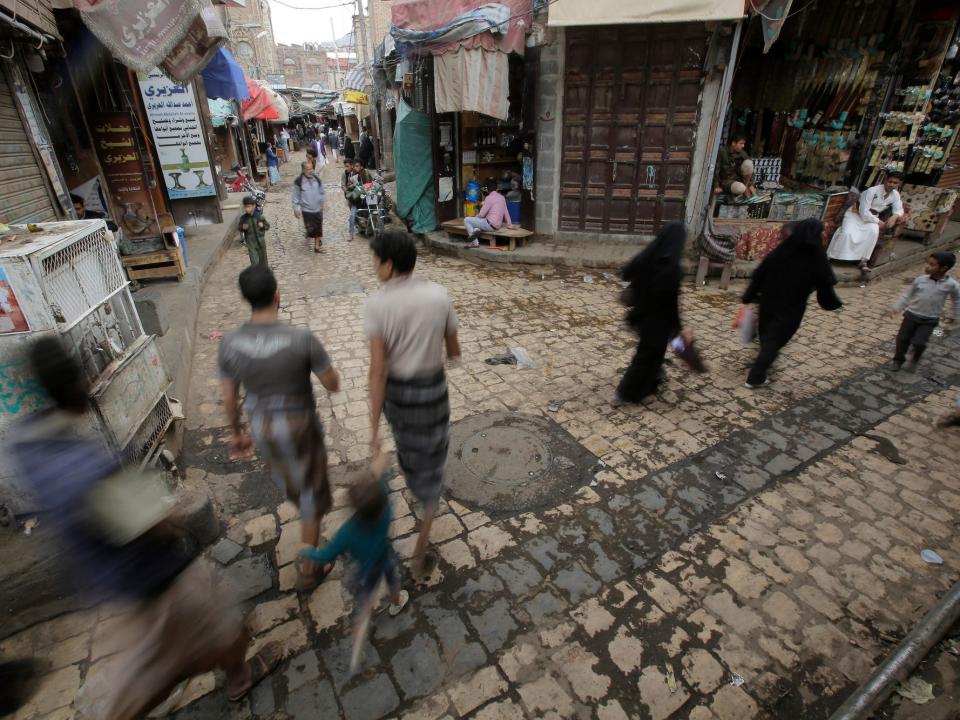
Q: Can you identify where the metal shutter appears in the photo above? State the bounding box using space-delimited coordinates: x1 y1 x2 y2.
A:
0 72 57 225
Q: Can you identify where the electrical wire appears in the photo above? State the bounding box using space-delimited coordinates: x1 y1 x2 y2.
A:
269 0 355 10
748 0 819 23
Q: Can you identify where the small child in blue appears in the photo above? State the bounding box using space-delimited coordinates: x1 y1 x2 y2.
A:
299 455 409 671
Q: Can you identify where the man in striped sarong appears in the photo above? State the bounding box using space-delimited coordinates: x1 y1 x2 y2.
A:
219 265 341 590
365 230 461 576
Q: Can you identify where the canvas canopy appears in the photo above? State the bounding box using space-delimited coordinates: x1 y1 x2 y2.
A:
547 0 744 26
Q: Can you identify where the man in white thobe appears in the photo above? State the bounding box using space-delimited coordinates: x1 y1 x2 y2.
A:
827 173 905 269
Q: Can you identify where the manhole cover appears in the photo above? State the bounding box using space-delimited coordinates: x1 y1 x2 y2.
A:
447 412 597 518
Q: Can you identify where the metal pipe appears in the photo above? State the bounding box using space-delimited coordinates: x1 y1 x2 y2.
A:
829 580 960 720
0 10 53 45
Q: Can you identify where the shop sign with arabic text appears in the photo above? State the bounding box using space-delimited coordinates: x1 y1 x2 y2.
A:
138 68 216 200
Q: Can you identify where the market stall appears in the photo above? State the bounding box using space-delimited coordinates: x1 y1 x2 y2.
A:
712 0 959 265
389 0 536 231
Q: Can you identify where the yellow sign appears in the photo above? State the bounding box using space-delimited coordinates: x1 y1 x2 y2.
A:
344 90 369 105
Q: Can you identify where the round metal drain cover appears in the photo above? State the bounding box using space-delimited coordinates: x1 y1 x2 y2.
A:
447 412 597 518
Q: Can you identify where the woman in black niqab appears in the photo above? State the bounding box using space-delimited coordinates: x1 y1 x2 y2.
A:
742 217 842 387
615 222 687 404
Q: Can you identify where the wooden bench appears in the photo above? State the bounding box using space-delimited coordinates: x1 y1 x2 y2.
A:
441 219 533 251
122 248 186 281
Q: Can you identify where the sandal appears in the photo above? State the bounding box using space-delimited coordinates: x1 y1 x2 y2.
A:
388 589 410 617
228 642 281 702
294 555 328 592
413 549 438 578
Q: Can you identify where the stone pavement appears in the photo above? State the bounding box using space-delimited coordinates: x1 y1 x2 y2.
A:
2 151 959 719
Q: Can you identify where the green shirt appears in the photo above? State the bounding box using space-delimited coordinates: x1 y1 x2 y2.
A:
239 214 270 245
716 145 749 190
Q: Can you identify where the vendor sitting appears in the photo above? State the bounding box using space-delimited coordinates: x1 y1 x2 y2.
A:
714 133 756 198
464 183 516 247
827 173 905 271
72 194 118 232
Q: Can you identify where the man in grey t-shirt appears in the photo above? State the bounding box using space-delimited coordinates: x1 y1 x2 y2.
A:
219 265 340 590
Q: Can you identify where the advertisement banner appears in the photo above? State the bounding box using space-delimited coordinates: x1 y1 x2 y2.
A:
138 68 216 200
91 112 160 240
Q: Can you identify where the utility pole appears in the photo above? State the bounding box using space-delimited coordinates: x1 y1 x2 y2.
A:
330 17 341 91
354 0 373 68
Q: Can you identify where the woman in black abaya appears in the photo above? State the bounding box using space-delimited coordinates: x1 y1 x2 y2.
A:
615 222 687 405
742 217 842 388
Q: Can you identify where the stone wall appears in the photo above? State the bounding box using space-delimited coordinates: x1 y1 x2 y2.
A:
533 27 565 237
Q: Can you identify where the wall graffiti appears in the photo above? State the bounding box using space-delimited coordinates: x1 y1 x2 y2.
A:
0 362 49 415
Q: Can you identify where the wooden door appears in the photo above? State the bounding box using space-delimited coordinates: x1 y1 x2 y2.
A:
559 25 707 236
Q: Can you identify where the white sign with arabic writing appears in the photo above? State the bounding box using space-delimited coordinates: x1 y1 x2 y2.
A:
138 68 216 199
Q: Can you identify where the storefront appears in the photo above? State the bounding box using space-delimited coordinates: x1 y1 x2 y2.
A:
714 0 959 264
390 0 536 232
0 6 72 227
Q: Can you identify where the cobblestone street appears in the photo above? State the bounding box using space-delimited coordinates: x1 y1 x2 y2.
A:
4 152 960 720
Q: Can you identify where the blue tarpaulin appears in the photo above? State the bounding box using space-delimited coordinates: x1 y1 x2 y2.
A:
201 48 250 100
394 99 437 234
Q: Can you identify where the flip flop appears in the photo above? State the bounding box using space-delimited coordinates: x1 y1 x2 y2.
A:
228 642 281 702
294 556 329 592
388 589 410 617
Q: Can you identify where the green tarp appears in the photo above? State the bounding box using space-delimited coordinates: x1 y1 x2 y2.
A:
393 99 436 233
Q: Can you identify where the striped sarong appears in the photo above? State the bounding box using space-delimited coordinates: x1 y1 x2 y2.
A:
246 394 331 520
384 371 450 506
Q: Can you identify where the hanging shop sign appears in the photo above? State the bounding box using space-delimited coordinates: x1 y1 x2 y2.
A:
138 68 217 200
91 112 161 240
76 0 225 82
344 89 369 105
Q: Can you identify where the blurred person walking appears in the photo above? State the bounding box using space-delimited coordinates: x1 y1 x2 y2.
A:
219 265 341 590
365 230 460 576
614 222 689 405
8 337 280 718
741 218 842 388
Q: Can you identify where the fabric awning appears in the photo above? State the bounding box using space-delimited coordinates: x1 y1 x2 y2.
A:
265 86 290 124
391 0 530 56
343 63 370 92
201 48 250 100
207 98 236 127
547 0 745 25
241 79 279 121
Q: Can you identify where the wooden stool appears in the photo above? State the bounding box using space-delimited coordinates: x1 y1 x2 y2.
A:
696 254 732 289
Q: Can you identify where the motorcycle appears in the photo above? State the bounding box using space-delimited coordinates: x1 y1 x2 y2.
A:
354 181 391 238
224 166 266 216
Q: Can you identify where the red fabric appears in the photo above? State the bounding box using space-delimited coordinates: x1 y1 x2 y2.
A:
736 226 783 261
241 79 279 121
391 0 531 56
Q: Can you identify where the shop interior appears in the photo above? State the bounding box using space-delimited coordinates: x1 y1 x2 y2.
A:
714 0 959 263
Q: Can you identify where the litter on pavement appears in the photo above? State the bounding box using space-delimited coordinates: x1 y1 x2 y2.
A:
895 676 935 705
920 549 944 564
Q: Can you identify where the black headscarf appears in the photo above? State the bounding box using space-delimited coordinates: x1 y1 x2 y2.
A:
621 221 686 294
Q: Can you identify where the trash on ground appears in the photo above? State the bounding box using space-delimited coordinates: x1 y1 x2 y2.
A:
547 400 563 413
729 672 745 687
933 327 945 338
22 517 38 536
601 272 615 280
510 346 538 369
583 275 594 284
895 677 935 705
207 330 224 341
485 352 516 366
945 639 960 657
715 471 728 481
665 665 677 692
921 549 944 565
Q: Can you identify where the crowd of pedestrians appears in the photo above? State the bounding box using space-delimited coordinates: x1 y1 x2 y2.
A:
6 129 958 716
